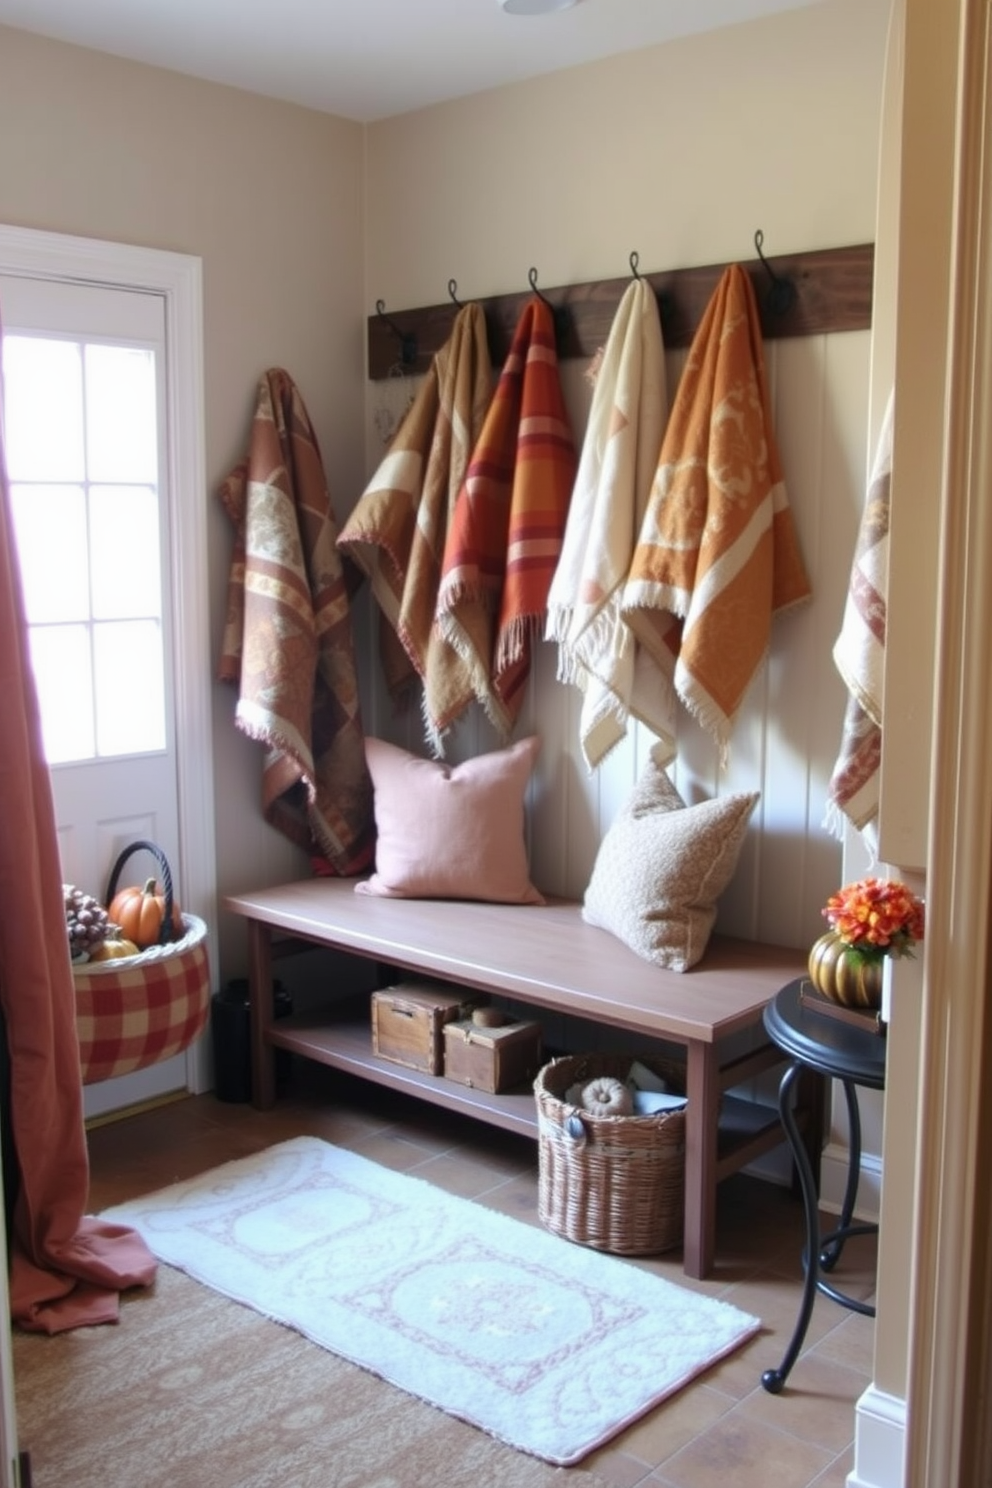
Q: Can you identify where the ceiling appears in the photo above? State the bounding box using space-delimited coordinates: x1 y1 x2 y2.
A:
0 0 825 122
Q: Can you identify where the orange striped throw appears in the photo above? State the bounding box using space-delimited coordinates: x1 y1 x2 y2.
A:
621 265 811 757
337 304 492 749
435 296 576 738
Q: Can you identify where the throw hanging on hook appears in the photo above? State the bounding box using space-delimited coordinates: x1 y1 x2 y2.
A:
753 230 797 316
627 249 672 330
375 300 417 367
527 266 570 339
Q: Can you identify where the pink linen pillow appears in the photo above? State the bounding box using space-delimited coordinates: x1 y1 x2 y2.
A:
356 736 545 904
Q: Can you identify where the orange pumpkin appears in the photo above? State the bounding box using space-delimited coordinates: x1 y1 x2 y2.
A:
107 877 182 949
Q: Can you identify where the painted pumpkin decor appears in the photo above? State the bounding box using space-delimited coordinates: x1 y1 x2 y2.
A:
807 930 884 1010
811 877 925 1013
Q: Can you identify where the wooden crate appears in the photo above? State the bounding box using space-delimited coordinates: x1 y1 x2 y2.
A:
443 1015 543 1093
371 984 477 1074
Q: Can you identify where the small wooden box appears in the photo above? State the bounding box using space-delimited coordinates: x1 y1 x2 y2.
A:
371 984 477 1075
443 1016 543 1094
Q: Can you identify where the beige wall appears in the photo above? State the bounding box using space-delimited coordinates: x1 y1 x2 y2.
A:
0 25 366 973
366 0 889 311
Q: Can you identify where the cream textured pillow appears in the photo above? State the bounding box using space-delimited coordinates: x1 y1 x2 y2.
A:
356 736 545 904
582 756 758 971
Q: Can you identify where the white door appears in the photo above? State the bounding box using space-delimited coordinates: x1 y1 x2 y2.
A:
1 272 186 1117
0 230 215 1120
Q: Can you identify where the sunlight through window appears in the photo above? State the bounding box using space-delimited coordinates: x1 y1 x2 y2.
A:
3 334 166 764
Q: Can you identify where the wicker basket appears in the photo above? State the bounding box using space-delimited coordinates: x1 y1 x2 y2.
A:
72 842 211 1085
534 1052 687 1256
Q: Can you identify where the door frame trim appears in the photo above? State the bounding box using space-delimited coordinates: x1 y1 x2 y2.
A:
0 224 217 1091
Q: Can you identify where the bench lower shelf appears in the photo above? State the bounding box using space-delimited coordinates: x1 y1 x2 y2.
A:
268 1013 787 1179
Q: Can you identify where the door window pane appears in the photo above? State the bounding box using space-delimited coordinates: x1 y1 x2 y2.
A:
2 337 84 481
93 620 165 756
28 624 95 763
86 345 158 484
90 485 161 619
9 483 89 622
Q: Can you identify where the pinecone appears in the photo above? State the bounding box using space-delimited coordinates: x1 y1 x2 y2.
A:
63 884 110 959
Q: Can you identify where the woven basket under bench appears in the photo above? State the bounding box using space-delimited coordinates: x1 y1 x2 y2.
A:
534 1052 687 1256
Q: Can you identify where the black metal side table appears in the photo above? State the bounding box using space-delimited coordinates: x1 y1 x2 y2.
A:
760 977 886 1394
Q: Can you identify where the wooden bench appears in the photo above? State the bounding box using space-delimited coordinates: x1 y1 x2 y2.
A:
225 878 816 1279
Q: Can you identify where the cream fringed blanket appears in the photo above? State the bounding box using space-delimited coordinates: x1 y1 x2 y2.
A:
824 391 894 847
545 279 671 769
337 303 492 749
217 368 374 874
435 296 576 739
622 265 811 757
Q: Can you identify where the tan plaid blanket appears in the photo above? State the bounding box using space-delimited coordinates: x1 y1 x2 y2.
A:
218 368 374 873
338 304 492 750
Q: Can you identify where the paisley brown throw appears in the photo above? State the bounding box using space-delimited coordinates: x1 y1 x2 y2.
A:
218 368 373 873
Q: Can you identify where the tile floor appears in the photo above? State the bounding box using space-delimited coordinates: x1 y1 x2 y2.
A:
82 1060 875 1488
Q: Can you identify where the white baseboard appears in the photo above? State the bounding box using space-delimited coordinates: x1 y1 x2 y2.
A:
743 1140 883 1225
847 1385 907 1487
820 1141 883 1224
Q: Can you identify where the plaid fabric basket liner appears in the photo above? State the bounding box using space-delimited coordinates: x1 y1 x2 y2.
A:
73 914 210 1085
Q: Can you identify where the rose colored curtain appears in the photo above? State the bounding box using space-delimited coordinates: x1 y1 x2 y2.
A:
0 341 157 1333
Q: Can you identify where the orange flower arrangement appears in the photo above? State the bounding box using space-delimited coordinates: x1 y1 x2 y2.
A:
822 876 925 963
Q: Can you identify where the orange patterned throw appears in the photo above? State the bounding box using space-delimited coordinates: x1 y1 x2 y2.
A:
434 296 576 738
621 265 812 758
218 368 374 874
338 303 493 750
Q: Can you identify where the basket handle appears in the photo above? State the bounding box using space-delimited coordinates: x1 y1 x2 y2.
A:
104 840 177 946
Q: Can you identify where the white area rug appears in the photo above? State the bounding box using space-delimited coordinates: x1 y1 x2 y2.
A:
103 1136 759 1466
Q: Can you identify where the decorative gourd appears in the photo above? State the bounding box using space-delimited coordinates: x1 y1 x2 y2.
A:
88 930 141 962
807 930 884 1010
108 877 182 950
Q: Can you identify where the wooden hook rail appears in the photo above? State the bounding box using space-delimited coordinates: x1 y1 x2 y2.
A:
367 241 874 380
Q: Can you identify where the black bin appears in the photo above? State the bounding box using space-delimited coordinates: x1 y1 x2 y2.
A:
211 978 293 1103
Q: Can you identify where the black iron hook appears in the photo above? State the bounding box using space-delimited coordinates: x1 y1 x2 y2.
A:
527 266 571 340
753 230 797 316
629 248 671 328
448 278 462 308
375 299 417 367
528 265 553 308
